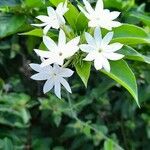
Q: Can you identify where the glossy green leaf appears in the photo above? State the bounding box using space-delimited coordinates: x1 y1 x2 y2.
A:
130 13 150 27
75 12 88 33
75 61 91 87
50 0 65 6
119 46 150 64
65 3 79 31
0 14 25 38
104 140 114 150
101 60 139 106
112 24 150 45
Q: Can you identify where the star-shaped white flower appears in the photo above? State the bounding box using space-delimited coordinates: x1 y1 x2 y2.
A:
79 27 124 72
30 63 74 99
34 29 80 67
31 1 68 34
78 0 121 30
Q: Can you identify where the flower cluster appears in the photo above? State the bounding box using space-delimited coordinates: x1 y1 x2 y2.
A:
30 0 124 99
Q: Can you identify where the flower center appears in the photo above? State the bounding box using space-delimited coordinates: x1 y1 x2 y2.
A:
59 52 63 56
98 48 103 53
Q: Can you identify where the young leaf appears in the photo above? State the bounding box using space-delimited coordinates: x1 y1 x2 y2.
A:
112 24 150 45
75 61 91 87
101 60 139 107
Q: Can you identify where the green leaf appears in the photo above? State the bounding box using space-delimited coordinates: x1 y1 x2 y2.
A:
65 3 79 31
0 14 25 38
119 46 150 64
112 24 150 45
75 12 88 33
101 60 139 107
50 0 65 6
130 13 150 27
75 61 91 87
25 0 45 8
20 29 57 38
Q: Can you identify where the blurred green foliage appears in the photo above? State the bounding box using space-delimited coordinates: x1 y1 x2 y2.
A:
0 0 150 149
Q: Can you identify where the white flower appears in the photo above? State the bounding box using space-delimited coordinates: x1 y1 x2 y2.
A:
30 63 74 99
78 0 121 30
31 1 68 34
79 27 124 72
34 29 80 67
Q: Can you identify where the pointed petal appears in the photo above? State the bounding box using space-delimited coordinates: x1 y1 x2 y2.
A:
94 58 103 70
85 32 95 45
31 23 47 27
83 0 94 14
54 80 61 99
79 44 95 53
103 52 124 60
94 27 102 47
110 21 122 28
60 78 72 93
29 63 42 72
43 79 54 94
47 7 56 18
88 20 99 28
43 36 57 52
95 0 104 13
110 11 121 20
36 15 50 22
58 29 66 47
78 5 91 19
102 57 110 72
43 25 51 35
31 72 49 81
34 49 51 58
84 52 96 61
102 32 114 47
40 58 55 67
59 68 74 77
105 43 123 52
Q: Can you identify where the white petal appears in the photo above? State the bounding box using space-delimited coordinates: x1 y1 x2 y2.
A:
103 52 124 60
79 44 95 53
110 11 121 20
29 63 42 72
78 5 91 19
94 27 102 47
95 0 104 13
31 23 47 27
51 19 60 29
59 68 74 77
102 57 110 72
67 36 80 46
34 49 51 58
84 52 96 61
60 78 72 93
85 32 95 46
102 32 114 47
88 20 99 28
47 7 56 18
31 73 49 81
58 29 66 47
94 58 103 70
43 79 54 94
110 21 122 28
105 43 123 52
43 25 52 35
40 58 55 67
54 80 61 99
43 36 57 52
36 15 50 22
83 0 94 14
